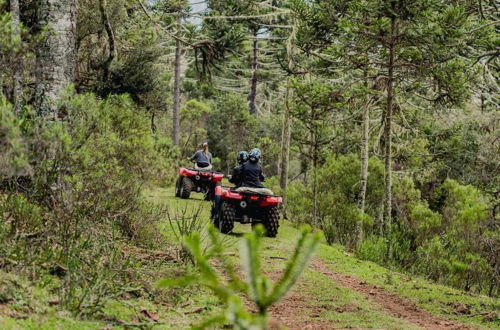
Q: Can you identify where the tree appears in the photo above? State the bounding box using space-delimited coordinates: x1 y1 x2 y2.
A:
35 0 77 119
172 19 182 146
291 80 345 224
293 0 480 247
10 0 22 115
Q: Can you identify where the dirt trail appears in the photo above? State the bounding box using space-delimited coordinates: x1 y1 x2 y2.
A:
267 289 335 330
308 258 471 330
237 260 335 329
228 251 470 329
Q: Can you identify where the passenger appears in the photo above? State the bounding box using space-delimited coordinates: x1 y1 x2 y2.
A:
229 151 248 188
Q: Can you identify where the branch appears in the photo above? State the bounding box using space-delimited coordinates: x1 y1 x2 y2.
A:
137 0 194 47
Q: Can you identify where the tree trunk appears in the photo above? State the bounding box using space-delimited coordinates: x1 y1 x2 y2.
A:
35 0 77 120
280 83 292 190
249 37 258 115
172 25 182 146
312 132 318 226
11 0 23 115
279 18 297 215
356 89 371 248
383 17 397 245
99 0 116 86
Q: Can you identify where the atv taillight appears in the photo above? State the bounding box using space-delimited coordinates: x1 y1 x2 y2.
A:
250 195 259 201
260 196 283 207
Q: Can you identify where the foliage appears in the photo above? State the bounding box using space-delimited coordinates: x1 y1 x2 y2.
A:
287 154 384 246
0 93 174 315
159 225 321 329
206 94 258 171
287 154 498 295
0 98 30 178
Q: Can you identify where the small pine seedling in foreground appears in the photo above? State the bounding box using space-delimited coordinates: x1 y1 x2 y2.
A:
158 225 322 329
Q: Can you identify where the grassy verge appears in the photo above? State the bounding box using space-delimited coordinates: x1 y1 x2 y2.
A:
2 186 498 329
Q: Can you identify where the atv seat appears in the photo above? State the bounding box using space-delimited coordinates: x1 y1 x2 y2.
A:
234 187 274 196
194 164 213 171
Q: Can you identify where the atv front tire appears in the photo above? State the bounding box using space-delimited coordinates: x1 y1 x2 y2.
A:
264 206 280 237
179 177 192 199
218 202 235 234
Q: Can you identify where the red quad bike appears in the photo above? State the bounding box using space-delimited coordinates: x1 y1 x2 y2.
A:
212 186 282 237
175 167 224 200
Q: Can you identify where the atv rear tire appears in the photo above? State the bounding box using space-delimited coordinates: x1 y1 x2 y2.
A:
175 177 182 197
218 202 235 234
179 177 192 199
264 206 280 237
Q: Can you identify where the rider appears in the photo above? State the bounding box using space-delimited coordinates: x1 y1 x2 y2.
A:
188 142 213 170
229 151 248 188
239 148 266 188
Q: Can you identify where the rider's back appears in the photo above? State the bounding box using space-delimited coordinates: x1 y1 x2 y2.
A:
240 162 264 188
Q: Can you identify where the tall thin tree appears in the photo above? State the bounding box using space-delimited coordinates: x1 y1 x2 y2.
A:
10 0 22 115
172 15 182 146
279 16 297 213
249 30 259 115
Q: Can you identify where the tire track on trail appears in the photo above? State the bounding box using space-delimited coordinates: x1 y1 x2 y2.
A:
308 258 472 330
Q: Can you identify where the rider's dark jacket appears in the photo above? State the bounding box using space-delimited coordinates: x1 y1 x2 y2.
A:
239 162 265 188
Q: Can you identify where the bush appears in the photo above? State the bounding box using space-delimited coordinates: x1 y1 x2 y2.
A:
287 154 383 246
0 92 174 315
286 153 498 295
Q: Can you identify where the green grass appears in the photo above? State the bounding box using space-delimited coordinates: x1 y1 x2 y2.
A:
148 187 500 329
2 186 498 329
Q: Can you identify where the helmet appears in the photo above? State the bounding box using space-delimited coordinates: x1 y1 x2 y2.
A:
237 151 249 164
248 148 261 163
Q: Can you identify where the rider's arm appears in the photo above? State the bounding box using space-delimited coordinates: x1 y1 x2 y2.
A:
259 167 265 182
188 151 199 162
229 166 240 184
228 168 237 183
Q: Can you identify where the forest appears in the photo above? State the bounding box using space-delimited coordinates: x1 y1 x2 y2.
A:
0 0 498 328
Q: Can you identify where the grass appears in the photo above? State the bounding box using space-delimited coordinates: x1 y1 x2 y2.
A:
2 186 498 329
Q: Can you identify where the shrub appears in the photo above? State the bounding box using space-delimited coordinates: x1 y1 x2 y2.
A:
0 92 173 314
286 153 498 295
287 154 383 246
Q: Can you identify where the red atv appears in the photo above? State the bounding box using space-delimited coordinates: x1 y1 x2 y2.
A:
175 167 224 200
211 186 282 237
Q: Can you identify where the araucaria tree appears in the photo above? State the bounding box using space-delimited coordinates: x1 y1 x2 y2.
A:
299 0 478 244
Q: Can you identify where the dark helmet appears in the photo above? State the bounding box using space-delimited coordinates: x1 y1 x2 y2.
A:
248 148 261 163
237 151 249 164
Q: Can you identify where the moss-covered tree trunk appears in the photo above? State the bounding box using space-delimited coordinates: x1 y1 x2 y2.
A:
35 0 76 119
